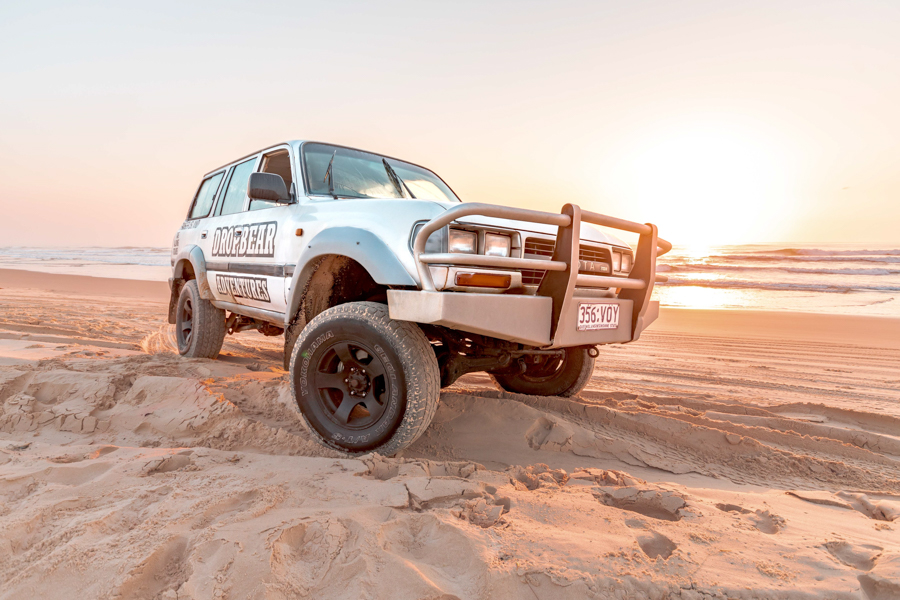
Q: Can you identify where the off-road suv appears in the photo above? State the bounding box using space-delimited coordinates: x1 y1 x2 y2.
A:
169 141 670 455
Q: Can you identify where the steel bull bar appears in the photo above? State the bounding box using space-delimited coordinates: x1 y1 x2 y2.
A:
387 203 671 348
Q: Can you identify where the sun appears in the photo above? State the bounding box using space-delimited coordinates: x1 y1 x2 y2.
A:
603 120 799 246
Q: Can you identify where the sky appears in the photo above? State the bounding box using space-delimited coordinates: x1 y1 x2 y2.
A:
0 0 898 248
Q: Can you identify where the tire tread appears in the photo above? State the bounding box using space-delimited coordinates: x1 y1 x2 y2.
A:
177 279 227 359
290 302 440 456
490 349 595 398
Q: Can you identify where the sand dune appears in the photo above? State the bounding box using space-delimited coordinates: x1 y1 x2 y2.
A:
1 272 899 599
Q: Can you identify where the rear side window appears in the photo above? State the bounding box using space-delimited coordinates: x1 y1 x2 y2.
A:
218 158 257 216
188 172 224 219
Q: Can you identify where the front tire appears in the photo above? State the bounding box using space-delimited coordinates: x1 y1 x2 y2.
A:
290 302 440 455
175 279 226 358
490 347 595 397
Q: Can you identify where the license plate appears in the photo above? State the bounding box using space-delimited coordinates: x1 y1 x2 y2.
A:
577 302 620 331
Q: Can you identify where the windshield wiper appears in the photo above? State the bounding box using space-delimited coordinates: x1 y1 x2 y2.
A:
383 159 416 199
323 150 338 199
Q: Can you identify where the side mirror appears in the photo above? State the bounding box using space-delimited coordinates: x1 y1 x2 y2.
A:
248 172 290 203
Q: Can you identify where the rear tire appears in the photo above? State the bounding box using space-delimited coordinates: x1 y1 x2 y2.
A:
290 302 440 456
175 279 226 359
490 347 594 397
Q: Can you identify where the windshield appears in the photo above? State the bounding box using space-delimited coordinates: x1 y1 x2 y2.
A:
302 142 460 203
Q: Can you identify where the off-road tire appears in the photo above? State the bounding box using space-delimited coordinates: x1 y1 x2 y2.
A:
283 318 303 371
490 347 594 397
175 279 227 359
290 302 440 456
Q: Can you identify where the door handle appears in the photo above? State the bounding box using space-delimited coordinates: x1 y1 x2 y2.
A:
201 231 208 239
234 230 242 237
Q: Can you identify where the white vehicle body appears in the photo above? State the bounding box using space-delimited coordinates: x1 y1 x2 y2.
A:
170 140 669 350
168 140 671 454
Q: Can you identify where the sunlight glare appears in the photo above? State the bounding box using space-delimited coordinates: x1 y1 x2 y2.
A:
681 243 713 260
611 121 798 246
653 285 745 310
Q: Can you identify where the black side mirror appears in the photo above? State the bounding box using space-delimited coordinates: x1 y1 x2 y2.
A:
248 172 290 203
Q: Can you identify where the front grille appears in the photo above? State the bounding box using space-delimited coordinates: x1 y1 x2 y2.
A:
579 246 611 263
522 238 554 284
521 269 546 285
524 238 555 257
522 237 614 286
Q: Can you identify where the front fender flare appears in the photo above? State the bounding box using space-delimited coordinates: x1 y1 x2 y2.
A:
285 227 417 327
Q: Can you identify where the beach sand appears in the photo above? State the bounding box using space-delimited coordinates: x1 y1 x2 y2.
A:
0 268 898 599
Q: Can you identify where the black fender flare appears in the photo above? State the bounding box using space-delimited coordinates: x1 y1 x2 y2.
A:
168 246 214 323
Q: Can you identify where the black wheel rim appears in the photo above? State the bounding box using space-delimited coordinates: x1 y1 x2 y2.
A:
312 340 390 429
179 297 193 350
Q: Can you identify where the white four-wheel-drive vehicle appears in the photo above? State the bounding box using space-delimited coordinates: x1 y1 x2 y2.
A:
169 141 671 455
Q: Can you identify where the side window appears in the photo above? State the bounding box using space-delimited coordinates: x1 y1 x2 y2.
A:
188 172 224 219
250 149 294 211
217 158 257 216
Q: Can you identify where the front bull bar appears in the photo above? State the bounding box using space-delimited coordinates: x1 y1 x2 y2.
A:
392 202 671 348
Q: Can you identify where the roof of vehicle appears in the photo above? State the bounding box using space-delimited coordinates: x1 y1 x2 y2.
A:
199 140 630 249
203 140 441 179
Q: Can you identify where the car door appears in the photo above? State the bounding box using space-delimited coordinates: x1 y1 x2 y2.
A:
202 147 298 316
247 145 304 312
202 155 275 312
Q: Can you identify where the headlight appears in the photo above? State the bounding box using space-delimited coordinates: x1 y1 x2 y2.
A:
484 233 511 257
411 223 445 254
612 251 622 272
448 228 477 254
621 252 633 273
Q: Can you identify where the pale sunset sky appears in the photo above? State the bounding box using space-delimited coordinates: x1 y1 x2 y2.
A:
1 1 898 247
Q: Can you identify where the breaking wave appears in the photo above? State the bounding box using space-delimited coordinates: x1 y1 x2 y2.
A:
745 247 900 257
659 264 900 276
712 254 900 264
664 278 900 294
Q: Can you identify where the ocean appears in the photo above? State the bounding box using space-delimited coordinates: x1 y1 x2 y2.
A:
655 243 900 318
0 247 172 282
1 244 898 318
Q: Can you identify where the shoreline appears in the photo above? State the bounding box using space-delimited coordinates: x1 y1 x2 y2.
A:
3 267 899 350
0 267 169 299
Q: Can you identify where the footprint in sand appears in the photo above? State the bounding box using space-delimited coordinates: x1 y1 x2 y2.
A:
142 452 194 476
715 503 785 534
824 541 882 571
593 486 687 522
750 510 786 534
715 502 750 514
858 554 900 600
635 531 678 559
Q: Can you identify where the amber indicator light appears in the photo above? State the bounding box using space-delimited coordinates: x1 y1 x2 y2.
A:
455 272 511 288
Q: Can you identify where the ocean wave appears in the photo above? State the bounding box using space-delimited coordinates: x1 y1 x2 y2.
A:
0 247 171 267
658 263 900 276
709 254 900 264
663 278 900 294
745 247 900 257
866 297 895 306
